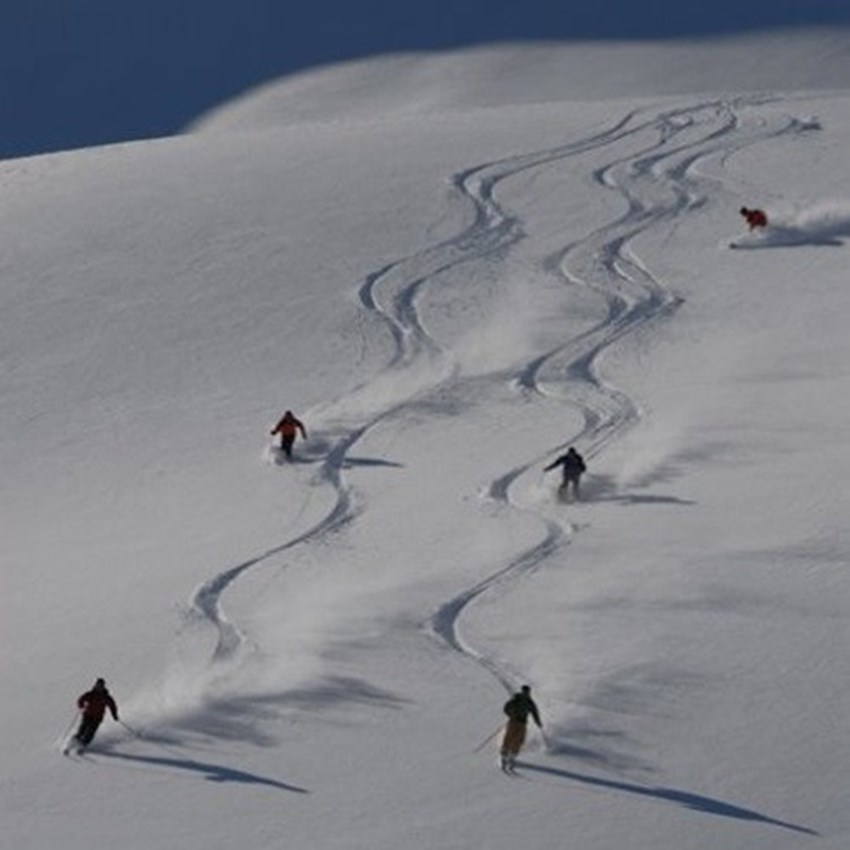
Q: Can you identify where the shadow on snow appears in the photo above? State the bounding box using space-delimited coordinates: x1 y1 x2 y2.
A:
132 676 410 748
273 434 404 470
96 748 309 794
569 474 696 507
517 760 818 836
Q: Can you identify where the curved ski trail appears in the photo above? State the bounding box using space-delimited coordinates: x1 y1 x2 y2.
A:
427 95 814 690
188 108 634 663
189 95 811 688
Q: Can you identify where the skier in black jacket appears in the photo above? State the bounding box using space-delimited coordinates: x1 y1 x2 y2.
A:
67 678 119 753
544 446 586 501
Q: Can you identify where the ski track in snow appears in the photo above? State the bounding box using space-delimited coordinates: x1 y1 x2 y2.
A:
188 94 810 695
424 94 814 692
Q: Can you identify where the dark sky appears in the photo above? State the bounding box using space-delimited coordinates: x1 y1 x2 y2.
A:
2 0 849 158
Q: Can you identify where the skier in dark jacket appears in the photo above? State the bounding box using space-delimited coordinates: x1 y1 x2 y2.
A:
500 685 542 771
544 446 586 501
72 678 119 750
270 410 307 459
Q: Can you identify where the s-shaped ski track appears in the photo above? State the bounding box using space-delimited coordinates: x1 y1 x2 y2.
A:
427 94 814 692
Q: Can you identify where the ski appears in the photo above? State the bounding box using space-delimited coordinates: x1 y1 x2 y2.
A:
500 755 518 774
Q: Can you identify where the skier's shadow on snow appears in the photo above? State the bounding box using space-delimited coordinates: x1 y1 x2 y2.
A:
729 227 846 249
516 761 817 835
341 456 405 470
276 435 405 470
274 451 403 470
96 749 309 794
577 475 696 507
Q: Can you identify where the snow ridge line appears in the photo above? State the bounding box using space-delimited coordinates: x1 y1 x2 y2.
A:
426 95 806 691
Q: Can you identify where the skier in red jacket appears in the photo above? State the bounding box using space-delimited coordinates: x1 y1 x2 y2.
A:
72 678 119 750
740 206 768 230
270 410 307 459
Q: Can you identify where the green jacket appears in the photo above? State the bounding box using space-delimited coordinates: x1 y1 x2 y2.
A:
503 692 541 726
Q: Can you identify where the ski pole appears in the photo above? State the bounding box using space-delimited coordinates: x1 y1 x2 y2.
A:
119 720 143 739
58 711 80 744
473 723 505 754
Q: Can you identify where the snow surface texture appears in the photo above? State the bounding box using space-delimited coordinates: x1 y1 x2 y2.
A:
3 31 850 850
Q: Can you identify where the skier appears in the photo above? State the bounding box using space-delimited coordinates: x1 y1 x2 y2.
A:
740 206 768 230
544 446 587 501
72 678 119 750
270 410 307 460
500 685 542 772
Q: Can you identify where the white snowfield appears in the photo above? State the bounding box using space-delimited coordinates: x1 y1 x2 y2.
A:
3 32 850 850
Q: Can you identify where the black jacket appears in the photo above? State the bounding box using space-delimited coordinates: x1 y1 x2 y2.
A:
544 449 586 477
503 692 542 726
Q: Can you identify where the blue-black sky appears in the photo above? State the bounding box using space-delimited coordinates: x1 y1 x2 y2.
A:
2 0 849 158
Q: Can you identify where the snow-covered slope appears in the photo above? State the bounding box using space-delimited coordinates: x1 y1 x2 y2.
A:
3 33 849 850
193 30 850 133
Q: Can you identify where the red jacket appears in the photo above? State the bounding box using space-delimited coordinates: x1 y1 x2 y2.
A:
271 413 306 439
741 208 767 229
78 687 118 722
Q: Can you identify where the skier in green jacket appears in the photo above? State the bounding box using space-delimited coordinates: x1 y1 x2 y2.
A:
500 685 542 772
